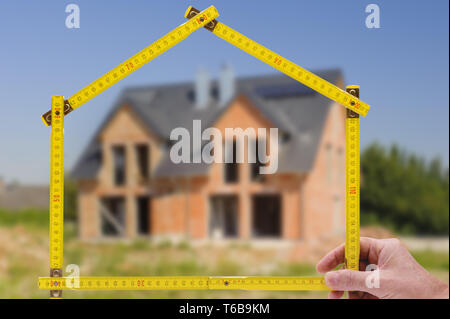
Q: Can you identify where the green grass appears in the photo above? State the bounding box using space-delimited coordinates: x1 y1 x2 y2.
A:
0 209 48 230
156 239 172 249
213 259 240 276
412 250 449 270
130 239 153 251
176 240 191 250
0 209 447 298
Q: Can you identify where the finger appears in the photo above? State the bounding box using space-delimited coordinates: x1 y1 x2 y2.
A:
359 260 368 271
359 237 380 262
325 269 372 293
348 291 365 299
362 292 378 299
316 243 345 273
328 290 344 299
316 237 378 273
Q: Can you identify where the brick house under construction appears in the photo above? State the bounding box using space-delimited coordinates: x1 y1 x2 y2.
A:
72 67 346 241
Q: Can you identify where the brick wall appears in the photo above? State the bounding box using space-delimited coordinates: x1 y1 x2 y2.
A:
302 101 346 240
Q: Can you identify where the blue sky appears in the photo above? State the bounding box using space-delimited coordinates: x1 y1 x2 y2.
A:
0 0 448 184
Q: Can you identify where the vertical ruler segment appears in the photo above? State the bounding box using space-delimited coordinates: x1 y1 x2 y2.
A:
50 96 65 270
49 96 65 298
345 86 360 271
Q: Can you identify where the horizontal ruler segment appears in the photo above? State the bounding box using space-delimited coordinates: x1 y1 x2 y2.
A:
38 276 330 291
185 7 369 116
208 276 329 291
41 5 219 126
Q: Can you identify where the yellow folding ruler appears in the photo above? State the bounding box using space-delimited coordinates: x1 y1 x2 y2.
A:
345 86 361 271
40 5 368 297
48 96 65 298
39 276 329 291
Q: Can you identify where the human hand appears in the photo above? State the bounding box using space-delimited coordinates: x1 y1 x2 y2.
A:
316 237 449 299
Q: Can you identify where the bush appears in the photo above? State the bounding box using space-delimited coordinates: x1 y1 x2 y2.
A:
64 177 78 221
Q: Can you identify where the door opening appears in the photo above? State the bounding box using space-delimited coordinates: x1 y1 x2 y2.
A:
137 196 151 235
252 194 281 238
209 195 238 239
100 197 126 237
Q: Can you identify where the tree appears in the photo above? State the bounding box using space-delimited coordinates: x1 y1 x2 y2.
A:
64 176 78 221
360 143 449 235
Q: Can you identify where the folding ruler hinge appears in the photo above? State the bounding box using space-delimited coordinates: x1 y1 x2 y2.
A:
346 85 360 119
42 100 73 126
49 268 63 298
185 6 218 32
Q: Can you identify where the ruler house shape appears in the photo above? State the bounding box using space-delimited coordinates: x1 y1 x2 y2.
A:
39 6 370 298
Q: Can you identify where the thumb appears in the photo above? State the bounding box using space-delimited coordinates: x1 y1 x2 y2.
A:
325 269 372 292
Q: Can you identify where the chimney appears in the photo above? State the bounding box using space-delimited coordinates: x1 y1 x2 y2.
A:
219 63 235 107
195 67 211 109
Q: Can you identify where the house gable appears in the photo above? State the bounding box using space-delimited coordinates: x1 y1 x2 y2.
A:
97 104 163 186
205 94 278 192
213 94 276 132
99 103 158 143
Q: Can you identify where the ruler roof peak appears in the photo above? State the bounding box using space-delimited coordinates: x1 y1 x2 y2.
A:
41 5 369 126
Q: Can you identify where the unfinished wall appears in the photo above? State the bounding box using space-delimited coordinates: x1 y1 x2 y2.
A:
302 100 346 240
197 95 303 240
78 104 162 240
78 180 100 239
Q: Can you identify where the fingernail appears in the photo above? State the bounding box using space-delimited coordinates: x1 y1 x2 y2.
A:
325 272 339 286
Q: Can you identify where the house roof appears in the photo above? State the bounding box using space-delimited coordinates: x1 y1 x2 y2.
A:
71 69 342 179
